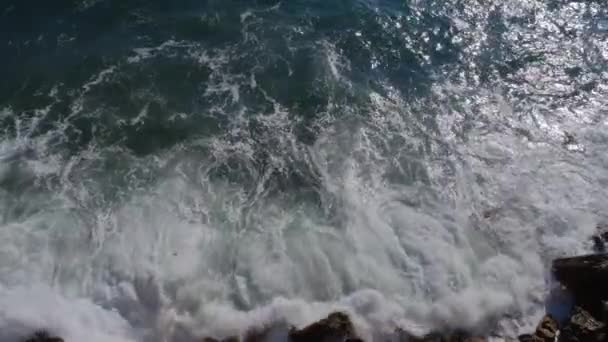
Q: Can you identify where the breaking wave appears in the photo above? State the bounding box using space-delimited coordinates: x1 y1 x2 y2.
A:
1 0 608 341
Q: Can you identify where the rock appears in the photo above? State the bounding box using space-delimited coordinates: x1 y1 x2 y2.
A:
289 312 359 342
441 335 486 342
535 315 558 341
559 307 607 342
517 314 559 342
201 313 356 342
396 329 486 342
591 225 608 253
517 334 541 342
23 331 64 342
592 236 606 253
552 253 608 317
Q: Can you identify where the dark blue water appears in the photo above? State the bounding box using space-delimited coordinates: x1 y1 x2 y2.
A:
1 1 608 341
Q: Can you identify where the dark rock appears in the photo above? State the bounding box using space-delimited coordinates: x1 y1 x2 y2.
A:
202 337 238 342
517 334 540 342
396 329 486 342
592 225 608 253
23 331 64 342
438 334 485 342
592 235 606 253
559 307 607 342
289 312 359 342
552 253 608 317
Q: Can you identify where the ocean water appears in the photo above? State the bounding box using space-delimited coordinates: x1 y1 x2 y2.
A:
1 0 608 341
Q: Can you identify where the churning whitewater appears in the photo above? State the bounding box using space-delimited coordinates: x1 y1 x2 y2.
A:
1 0 608 341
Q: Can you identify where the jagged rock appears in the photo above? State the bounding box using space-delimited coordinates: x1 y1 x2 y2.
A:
289 312 359 342
517 315 558 342
536 315 559 341
552 253 608 317
23 331 64 342
559 307 607 342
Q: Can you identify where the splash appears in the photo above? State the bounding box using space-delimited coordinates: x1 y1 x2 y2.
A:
1 0 608 341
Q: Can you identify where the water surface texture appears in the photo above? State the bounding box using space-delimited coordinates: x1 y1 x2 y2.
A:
1 0 608 341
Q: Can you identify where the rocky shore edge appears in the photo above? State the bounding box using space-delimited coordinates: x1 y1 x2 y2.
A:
22 232 608 342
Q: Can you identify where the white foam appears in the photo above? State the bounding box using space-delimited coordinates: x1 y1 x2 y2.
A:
0 285 134 342
2 1 608 341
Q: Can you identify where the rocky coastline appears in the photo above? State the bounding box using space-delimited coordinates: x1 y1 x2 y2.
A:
22 233 608 342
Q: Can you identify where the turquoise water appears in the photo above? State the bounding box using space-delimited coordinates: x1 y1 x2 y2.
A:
1 1 608 341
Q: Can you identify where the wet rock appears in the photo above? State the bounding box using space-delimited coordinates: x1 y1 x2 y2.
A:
289 312 359 342
519 315 558 342
397 329 486 342
552 253 608 317
517 334 540 342
592 235 606 253
559 307 607 342
439 334 486 342
591 225 608 253
23 331 64 342
518 315 558 342
536 315 559 341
